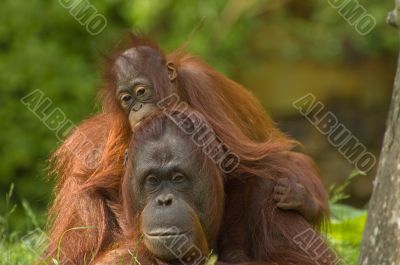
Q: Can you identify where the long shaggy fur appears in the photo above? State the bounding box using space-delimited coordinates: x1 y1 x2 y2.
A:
45 34 330 264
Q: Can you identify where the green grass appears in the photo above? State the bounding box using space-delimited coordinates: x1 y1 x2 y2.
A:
0 184 46 265
0 229 45 265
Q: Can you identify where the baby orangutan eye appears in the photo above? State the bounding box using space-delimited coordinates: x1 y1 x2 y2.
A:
120 93 133 108
134 85 152 101
135 86 146 97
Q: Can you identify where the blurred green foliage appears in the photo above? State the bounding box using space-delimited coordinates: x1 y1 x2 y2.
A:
0 0 396 231
329 203 367 264
326 169 368 264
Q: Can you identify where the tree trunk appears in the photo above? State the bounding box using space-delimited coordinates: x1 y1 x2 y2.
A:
358 4 400 264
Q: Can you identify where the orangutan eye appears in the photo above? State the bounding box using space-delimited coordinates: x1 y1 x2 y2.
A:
120 93 133 108
135 86 146 96
172 173 185 183
135 85 152 101
146 174 159 185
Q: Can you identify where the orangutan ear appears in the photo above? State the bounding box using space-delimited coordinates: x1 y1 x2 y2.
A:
167 61 177 81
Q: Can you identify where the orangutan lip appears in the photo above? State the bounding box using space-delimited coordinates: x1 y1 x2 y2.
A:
132 110 157 130
146 230 188 237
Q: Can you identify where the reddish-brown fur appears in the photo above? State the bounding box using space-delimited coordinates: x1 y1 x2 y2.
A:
93 111 335 265
44 34 329 264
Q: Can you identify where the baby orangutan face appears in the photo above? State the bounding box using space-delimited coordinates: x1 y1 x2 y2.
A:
113 46 176 130
114 47 158 129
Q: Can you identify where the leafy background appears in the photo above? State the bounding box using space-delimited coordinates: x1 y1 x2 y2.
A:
0 0 397 264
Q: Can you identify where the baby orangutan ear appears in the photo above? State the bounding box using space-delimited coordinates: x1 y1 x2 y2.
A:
167 61 177 81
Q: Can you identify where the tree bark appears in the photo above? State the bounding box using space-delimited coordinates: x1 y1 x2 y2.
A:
358 4 400 264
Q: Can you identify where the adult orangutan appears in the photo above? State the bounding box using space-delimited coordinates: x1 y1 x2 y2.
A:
44 35 328 264
93 111 337 264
